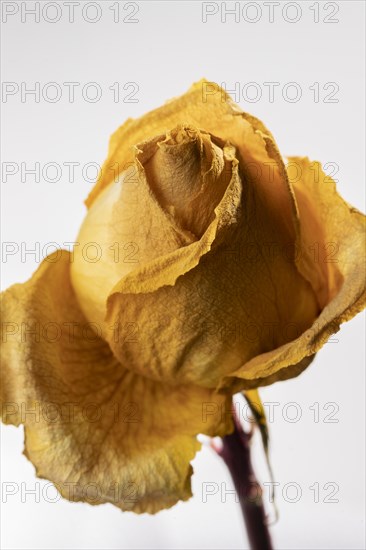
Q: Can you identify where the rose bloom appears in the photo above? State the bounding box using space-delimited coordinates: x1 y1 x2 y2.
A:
1 80 365 513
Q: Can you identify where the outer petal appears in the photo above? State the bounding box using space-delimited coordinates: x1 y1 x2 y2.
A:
220 158 366 392
0 251 232 513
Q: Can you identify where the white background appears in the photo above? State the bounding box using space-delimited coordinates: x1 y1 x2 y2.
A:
1 1 365 549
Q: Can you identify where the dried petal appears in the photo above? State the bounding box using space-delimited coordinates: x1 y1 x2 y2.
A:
1 251 231 513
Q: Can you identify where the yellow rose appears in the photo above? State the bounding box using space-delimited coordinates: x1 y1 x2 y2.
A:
1 80 365 513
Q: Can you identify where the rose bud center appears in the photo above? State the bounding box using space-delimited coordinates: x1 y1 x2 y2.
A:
70 125 235 333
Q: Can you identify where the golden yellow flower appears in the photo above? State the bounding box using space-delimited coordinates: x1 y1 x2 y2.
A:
1 80 365 513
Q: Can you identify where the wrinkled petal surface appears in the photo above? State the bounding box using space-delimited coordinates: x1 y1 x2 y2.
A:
71 124 239 327
104 158 319 388
220 158 366 392
87 79 299 255
72 82 322 390
1 251 232 513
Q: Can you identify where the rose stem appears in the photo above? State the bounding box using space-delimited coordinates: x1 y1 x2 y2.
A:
217 407 273 550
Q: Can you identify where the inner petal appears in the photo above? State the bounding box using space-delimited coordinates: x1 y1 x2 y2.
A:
143 125 231 237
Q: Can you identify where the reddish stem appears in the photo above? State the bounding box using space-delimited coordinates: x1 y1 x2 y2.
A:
217 412 273 550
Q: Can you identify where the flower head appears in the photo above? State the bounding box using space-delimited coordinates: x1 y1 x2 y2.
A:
1 80 365 513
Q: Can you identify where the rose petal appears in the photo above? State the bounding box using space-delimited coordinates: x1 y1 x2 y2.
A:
142 125 230 237
0 251 232 513
77 81 318 390
100 86 321 389
71 126 240 327
86 80 299 257
105 149 319 388
219 158 366 392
